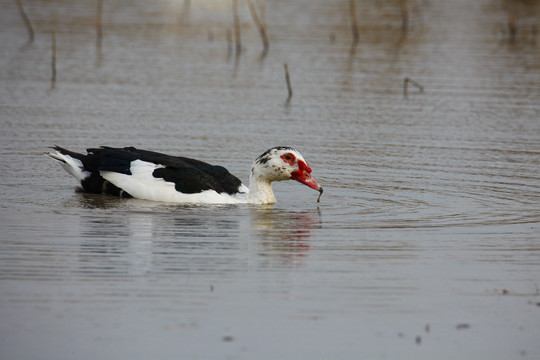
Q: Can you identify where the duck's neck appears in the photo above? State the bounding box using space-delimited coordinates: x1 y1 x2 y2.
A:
247 174 276 204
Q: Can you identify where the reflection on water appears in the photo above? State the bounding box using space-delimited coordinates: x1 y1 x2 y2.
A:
64 194 325 278
250 207 321 265
1 0 540 358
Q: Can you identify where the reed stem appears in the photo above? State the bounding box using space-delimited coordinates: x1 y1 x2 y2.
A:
96 0 103 65
232 0 242 56
284 63 293 102
51 32 56 89
15 0 34 44
403 77 424 98
247 0 269 56
508 12 516 42
96 0 103 48
400 0 409 32
349 0 359 44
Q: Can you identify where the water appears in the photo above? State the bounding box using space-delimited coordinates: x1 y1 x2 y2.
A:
1 0 539 358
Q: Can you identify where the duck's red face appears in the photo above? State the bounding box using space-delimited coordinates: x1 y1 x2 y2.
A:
281 152 321 191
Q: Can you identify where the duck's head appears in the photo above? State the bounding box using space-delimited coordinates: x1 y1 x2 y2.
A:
251 146 322 193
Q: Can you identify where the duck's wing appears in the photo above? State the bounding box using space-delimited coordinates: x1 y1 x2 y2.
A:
89 147 244 197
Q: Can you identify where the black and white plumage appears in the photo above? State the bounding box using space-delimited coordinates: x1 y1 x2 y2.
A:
45 146 322 204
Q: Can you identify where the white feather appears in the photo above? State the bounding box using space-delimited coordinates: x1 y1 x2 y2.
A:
45 151 90 182
100 160 248 204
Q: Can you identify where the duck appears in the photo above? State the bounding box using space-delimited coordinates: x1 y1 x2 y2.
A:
45 145 323 204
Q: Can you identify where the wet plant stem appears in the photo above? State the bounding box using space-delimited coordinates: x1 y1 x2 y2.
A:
247 0 269 56
15 0 34 44
349 0 359 44
284 63 293 102
400 0 409 32
96 0 103 48
96 0 103 65
508 12 516 42
232 0 241 56
403 77 423 98
51 32 56 89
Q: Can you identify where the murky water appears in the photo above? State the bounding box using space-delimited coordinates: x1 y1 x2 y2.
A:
1 0 539 358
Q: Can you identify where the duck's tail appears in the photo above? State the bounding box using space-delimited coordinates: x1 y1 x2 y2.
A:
44 146 90 183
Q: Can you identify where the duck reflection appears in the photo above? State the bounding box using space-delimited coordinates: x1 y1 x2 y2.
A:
71 191 131 210
249 207 321 260
74 193 322 276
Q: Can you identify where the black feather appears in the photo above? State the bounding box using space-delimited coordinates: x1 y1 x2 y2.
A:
255 146 294 165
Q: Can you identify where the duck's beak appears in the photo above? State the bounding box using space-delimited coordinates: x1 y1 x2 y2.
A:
291 160 322 192
291 169 321 191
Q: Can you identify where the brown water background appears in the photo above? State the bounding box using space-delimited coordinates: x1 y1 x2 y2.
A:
1 0 539 359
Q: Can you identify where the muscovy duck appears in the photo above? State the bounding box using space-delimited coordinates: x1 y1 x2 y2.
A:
45 146 322 204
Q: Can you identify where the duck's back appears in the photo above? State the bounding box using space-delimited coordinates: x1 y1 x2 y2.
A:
48 146 247 203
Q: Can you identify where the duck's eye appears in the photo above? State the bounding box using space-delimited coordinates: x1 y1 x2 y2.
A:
281 153 296 164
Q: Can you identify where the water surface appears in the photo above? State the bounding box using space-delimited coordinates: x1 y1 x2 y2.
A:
1 0 539 359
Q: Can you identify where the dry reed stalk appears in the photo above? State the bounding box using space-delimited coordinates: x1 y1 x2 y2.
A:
284 63 293 101
232 0 242 56
400 0 409 32
96 0 103 48
349 0 359 44
15 0 34 44
247 0 269 55
178 0 191 25
95 0 104 66
508 12 516 42
403 77 424 98
51 32 56 89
